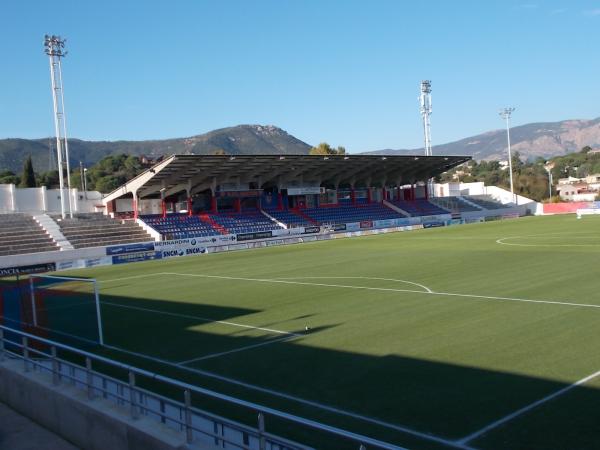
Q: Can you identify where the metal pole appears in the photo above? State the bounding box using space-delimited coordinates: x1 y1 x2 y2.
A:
505 115 515 204
29 277 37 327
93 280 104 346
57 57 73 218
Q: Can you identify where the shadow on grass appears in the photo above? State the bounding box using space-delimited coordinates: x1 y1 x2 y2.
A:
1 278 599 450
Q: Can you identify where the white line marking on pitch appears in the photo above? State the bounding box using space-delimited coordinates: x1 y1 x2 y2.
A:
162 272 600 310
273 276 433 293
103 344 473 450
496 235 600 247
177 335 297 365
457 367 600 445
102 301 301 337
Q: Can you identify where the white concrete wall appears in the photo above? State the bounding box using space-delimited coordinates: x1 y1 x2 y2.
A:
0 185 103 214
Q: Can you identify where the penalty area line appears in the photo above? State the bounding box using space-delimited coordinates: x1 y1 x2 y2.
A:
101 301 302 337
162 272 600 311
176 334 297 365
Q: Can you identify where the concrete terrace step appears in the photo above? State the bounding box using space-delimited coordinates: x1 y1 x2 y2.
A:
71 237 154 249
0 245 58 256
63 228 147 239
0 236 55 246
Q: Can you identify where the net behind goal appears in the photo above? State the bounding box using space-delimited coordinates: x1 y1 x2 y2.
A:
0 275 104 346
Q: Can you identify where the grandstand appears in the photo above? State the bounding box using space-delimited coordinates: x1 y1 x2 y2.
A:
262 208 314 228
300 202 405 225
53 213 152 249
389 198 451 216
464 195 511 210
102 154 469 230
429 196 482 213
0 213 58 256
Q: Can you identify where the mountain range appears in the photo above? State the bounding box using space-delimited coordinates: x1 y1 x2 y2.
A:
1 118 600 174
0 125 311 174
365 118 600 160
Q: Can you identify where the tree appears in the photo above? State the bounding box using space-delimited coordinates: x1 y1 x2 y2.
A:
38 170 59 188
0 170 20 185
309 142 346 155
19 155 36 188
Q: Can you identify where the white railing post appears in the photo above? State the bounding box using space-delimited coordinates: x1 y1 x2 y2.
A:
86 357 94 400
0 329 4 362
129 371 138 419
22 336 29 372
29 277 37 327
258 412 266 450
184 389 193 444
51 346 60 385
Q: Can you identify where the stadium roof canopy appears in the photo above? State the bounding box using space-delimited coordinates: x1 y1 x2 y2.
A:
103 154 470 201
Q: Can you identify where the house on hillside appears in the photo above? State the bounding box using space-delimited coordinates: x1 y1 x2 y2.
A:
556 174 600 201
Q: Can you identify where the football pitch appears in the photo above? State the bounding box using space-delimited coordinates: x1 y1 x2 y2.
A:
53 214 600 449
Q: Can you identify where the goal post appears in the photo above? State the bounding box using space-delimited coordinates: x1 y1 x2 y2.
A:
28 274 104 346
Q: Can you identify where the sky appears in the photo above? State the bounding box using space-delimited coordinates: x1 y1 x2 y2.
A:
2 0 600 153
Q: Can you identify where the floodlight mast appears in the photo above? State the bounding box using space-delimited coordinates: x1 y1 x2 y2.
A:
419 80 433 157
44 35 73 219
499 107 516 205
419 80 434 197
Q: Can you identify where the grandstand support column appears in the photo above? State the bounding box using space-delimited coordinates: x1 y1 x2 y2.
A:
9 184 16 212
211 194 218 213
234 198 241 213
187 197 193 217
350 187 356 205
161 200 166 218
367 187 372 203
277 192 283 210
132 191 139 220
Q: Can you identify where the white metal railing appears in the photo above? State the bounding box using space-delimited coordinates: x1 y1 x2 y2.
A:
0 325 406 450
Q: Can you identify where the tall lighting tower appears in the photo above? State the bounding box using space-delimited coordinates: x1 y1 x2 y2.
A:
44 35 73 219
499 107 516 204
419 80 433 156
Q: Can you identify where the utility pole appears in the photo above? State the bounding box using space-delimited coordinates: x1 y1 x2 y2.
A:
499 107 516 204
44 35 73 218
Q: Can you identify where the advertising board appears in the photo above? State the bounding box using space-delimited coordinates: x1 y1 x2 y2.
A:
106 242 155 256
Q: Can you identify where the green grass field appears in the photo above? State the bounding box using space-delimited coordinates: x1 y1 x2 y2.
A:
44 215 600 449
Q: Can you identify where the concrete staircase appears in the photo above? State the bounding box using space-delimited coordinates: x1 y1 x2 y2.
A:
34 214 74 250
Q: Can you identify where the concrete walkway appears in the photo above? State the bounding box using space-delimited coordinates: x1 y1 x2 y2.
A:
0 402 79 450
